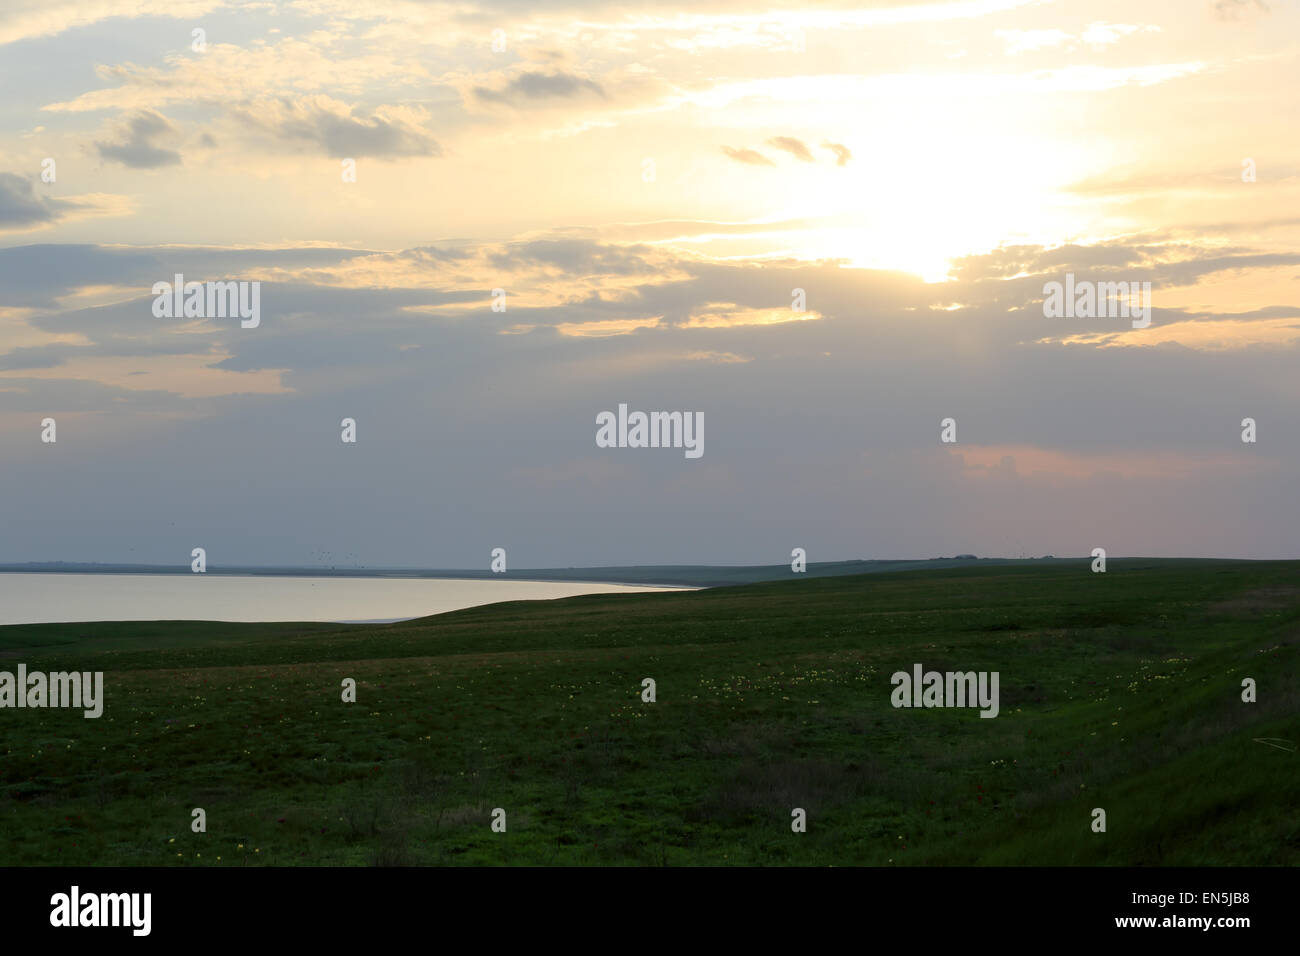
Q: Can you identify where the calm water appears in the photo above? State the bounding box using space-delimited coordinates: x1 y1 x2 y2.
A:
0 573 682 626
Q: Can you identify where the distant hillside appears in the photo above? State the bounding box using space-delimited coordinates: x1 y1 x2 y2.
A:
0 556 1255 588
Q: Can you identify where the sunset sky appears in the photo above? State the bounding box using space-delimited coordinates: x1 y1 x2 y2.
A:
1 0 1298 566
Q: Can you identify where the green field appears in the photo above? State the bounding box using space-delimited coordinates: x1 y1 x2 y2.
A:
1 559 1296 866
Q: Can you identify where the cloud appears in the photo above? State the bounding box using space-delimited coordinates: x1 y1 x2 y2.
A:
994 28 1071 54
995 22 1156 55
41 37 435 115
1080 22 1159 48
576 217 822 242
0 375 179 413
4 232 1300 565
0 174 122 231
683 303 821 328
488 239 657 276
720 146 775 167
821 141 852 166
230 96 441 159
473 70 605 106
0 0 219 47
0 345 68 370
720 139 845 168
0 243 366 307
95 110 182 169
0 173 68 226
1212 0 1270 20
766 136 814 162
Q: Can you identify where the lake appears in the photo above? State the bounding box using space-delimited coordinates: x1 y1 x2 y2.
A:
0 573 684 626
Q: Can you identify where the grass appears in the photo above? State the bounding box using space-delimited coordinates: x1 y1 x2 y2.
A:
0 558 1296 866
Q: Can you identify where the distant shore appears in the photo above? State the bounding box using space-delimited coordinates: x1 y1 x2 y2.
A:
0 556 1255 589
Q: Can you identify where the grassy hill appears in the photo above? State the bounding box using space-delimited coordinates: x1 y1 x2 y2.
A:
0 558 1296 865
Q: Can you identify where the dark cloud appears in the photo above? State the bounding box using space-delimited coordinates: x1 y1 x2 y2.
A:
949 243 1149 282
0 376 177 413
95 110 182 169
4 238 1300 566
0 332 208 370
231 98 441 159
0 344 67 370
473 70 605 105
0 244 369 307
0 173 76 227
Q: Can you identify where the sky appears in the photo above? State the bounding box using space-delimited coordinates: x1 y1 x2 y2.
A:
0 0 1297 568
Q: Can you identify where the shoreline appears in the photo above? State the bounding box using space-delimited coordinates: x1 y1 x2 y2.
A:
0 574 694 628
